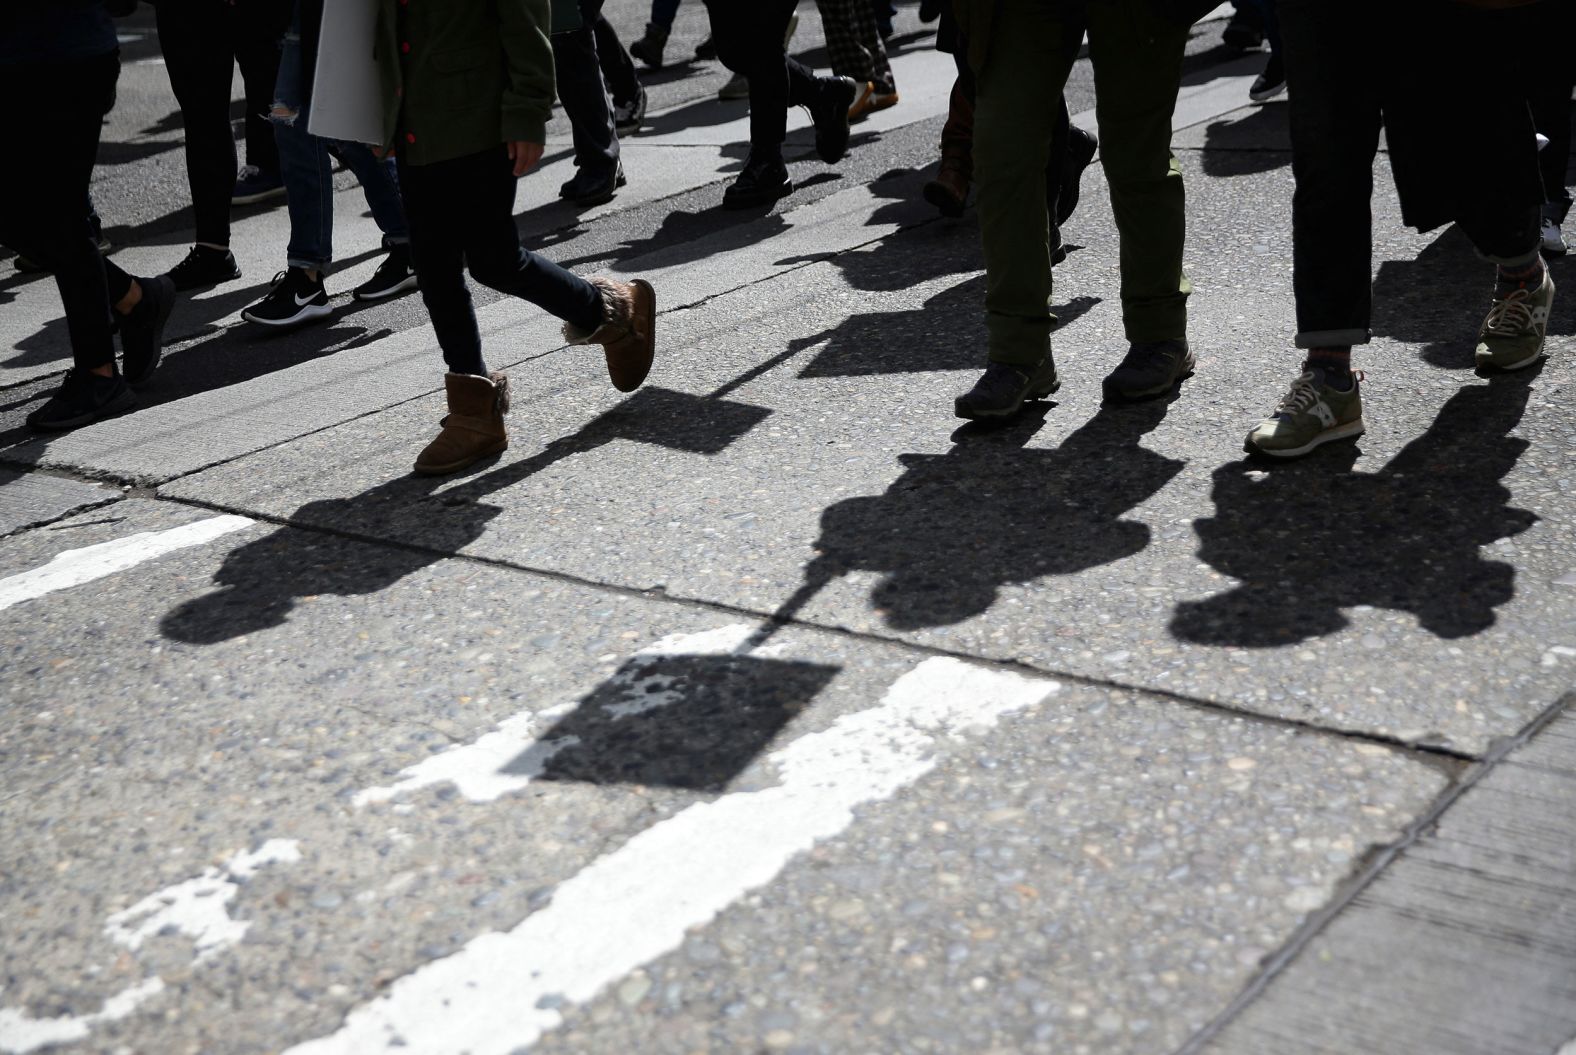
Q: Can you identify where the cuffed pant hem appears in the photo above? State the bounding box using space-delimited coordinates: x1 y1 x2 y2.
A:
1294 328 1370 349
287 256 329 272
1475 243 1542 268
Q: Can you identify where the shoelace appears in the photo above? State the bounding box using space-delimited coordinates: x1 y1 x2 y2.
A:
1274 369 1363 417
1483 287 1534 336
237 163 261 181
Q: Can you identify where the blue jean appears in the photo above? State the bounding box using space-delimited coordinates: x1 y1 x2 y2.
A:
270 12 407 272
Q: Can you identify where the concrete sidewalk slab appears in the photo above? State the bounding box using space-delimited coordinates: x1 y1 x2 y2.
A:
1199 701 1576 1055
0 499 1445 1055
0 470 121 538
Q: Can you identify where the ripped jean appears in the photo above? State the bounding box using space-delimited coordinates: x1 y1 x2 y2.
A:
270 9 407 273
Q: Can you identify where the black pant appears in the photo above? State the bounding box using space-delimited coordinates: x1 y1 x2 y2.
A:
705 0 825 157
398 147 606 376
553 0 621 178
155 0 290 247
1280 0 1541 348
0 52 134 373
592 13 641 109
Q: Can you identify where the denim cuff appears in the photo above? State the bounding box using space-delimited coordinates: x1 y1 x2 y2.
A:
1294 327 1371 349
287 256 329 272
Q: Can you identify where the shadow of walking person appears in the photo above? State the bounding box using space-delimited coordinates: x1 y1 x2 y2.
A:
810 397 1186 631
1172 369 1542 647
160 476 505 645
160 387 771 645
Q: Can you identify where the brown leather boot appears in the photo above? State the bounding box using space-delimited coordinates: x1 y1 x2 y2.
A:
923 76 973 218
923 156 970 218
564 276 656 392
413 372 510 476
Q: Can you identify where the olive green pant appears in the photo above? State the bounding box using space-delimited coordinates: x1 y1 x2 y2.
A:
974 0 1190 366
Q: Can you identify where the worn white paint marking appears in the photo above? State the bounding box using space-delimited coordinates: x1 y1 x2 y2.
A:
289 657 1056 1055
0 514 252 612
0 978 165 1054
353 624 786 806
104 839 301 963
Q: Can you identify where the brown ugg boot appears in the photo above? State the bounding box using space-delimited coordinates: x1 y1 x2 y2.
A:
413 372 510 476
564 276 656 393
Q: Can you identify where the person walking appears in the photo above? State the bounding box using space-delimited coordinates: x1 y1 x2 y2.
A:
922 0 1097 268
704 0 859 208
551 0 630 206
1242 0 1554 459
818 0 900 122
2 0 176 431
377 0 657 476
241 0 417 328
154 0 293 291
953 0 1200 419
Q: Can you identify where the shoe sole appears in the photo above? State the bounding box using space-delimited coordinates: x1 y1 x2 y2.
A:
813 79 859 163
231 187 287 206
27 386 137 432
953 378 1061 421
1101 357 1196 402
353 274 419 302
1249 83 1287 103
922 181 965 218
1245 418 1365 459
1056 128 1099 225
607 279 656 392
413 439 508 476
1475 343 1545 372
242 300 334 328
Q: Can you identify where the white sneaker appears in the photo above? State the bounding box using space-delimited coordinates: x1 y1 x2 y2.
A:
1541 216 1569 257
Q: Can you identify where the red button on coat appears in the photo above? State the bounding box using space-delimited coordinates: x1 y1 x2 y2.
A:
401 41 411 54
405 132 416 144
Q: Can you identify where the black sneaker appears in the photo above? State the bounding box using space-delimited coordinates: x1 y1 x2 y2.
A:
1102 338 1194 401
723 155 792 209
1249 55 1286 103
353 246 418 302
240 268 333 328
614 85 647 136
119 274 176 387
26 369 136 432
1055 125 1099 226
232 164 286 205
166 245 241 292
954 358 1060 420
809 76 859 164
559 162 627 207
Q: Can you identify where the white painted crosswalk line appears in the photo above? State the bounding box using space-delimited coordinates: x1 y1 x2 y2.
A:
0 979 165 1055
287 656 1057 1055
0 514 252 612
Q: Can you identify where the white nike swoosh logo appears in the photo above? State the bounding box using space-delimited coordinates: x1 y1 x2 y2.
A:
293 292 321 307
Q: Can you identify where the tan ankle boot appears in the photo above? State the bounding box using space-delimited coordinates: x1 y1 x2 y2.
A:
413 372 510 476
564 275 656 392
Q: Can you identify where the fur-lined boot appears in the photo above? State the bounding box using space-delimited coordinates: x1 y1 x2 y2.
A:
564 276 656 393
413 371 510 476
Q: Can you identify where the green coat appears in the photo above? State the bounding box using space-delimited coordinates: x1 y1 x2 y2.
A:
374 0 556 166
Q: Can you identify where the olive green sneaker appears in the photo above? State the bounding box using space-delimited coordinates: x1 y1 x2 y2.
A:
1244 368 1364 459
1475 270 1554 371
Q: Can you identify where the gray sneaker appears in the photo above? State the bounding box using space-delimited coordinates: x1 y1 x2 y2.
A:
954 358 1060 420
1102 338 1194 401
1244 368 1364 458
1475 271 1555 371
